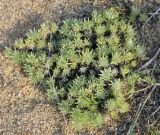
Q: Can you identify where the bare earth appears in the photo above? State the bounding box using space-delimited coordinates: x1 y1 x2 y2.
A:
0 0 83 134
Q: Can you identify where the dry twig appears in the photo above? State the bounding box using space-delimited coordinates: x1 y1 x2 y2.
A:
138 48 160 71
127 86 157 135
141 8 160 29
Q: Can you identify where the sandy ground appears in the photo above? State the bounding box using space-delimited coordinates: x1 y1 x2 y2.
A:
0 0 84 134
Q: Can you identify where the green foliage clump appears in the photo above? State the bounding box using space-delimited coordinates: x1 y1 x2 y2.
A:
129 5 149 24
5 8 152 130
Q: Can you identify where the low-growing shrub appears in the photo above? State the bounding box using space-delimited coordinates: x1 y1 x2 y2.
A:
5 8 153 130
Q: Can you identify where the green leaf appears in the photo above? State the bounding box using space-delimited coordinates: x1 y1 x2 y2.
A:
95 25 106 36
100 68 115 81
99 55 109 67
8 50 29 64
135 45 146 58
56 56 68 69
103 8 119 20
71 109 104 130
107 99 117 111
121 65 130 77
92 10 103 24
15 39 25 49
124 52 135 62
117 99 129 113
59 98 75 114
111 52 123 65
97 36 107 45
82 19 94 30
112 79 124 98
24 65 44 84
81 49 94 65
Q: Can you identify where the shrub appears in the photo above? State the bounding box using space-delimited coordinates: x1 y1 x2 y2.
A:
5 8 152 130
